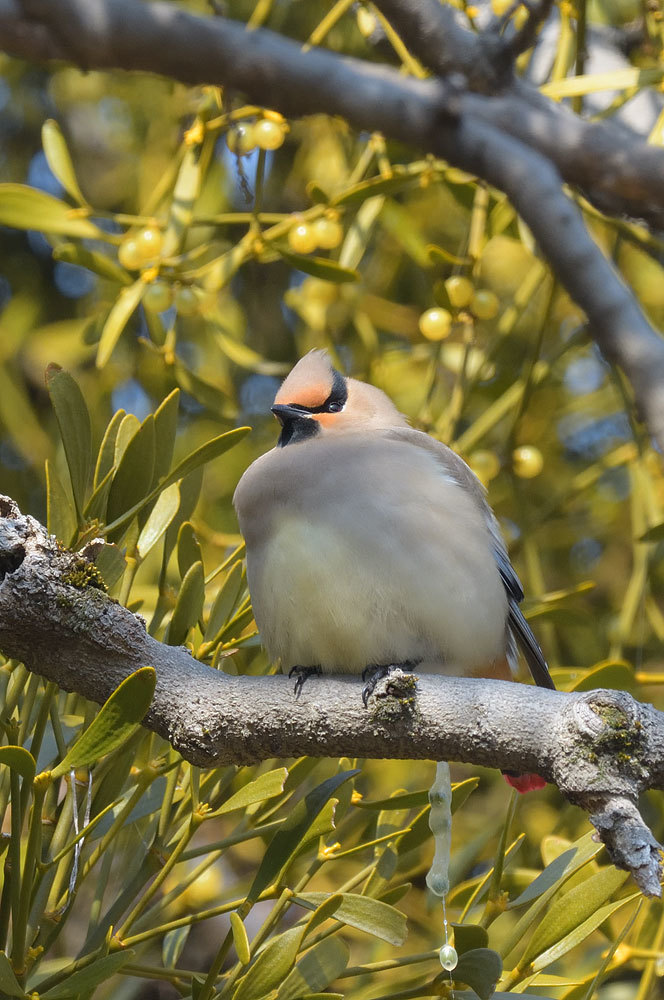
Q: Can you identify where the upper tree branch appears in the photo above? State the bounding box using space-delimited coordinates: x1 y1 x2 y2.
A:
1 0 664 451
0 0 661 224
0 496 663 896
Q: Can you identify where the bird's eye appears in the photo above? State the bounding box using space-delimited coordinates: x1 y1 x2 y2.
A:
327 401 343 413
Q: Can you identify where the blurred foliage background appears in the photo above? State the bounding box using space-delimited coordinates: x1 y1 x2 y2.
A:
0 0 664 998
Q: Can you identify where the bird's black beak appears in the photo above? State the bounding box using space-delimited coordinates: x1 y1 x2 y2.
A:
271 403 312 426
271 403 319 447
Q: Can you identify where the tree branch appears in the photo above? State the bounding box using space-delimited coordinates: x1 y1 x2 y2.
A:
0 495 662 896
2 0 663 224
2 0 664 451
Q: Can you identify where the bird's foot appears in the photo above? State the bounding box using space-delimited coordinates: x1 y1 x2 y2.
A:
288 664 322 697
361 660 419 707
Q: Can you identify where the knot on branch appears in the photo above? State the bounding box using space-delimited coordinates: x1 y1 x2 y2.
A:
572 690 649 789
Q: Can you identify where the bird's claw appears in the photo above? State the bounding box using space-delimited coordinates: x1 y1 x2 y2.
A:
288 664 321 697
362 660 420 707
362 664 391 707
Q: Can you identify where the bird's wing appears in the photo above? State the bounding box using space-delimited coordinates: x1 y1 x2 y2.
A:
384 428 555 691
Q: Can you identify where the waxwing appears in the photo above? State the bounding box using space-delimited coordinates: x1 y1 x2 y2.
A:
233 351 554 788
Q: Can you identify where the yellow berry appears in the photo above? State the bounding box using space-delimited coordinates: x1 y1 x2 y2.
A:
118 238 142 271
143 281 173 313
254 119 285 151
288 219 317 254
174 286 199 316
312 217 343 250
513 445 544 479
136 226 163 264
226 124 256 155
445 275 474 309
469 449 501 484
419 307 453 341
471 289 500 320
357 6 378 35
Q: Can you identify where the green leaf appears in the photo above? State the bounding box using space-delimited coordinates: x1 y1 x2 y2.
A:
230 912 251 966
137 484 180 560
570 660 635 692
639 521 664 542
114 413 141 465
162 926 190 969
156 428 250 494
46 459 77 544
451 777 481 813
333 170 417 205
40 950 135 998
174 358 238 416
389 806 430 858
501 833 604 961
275 248 359 284
51 667 156 778
83 469 114 521
161 467 204 570
246 770 359 904
0 746 36 784
380 199 431 266
42 119 88 206
427 244 472 267
0 183 101 237
453 948 502 1000
96 279 145 368
455 994 557 1000
153 389 180 484
94 543 127 590
177 521 203 577
0 952 25 997
306 181 329 204
577 901 641 1000
94 409 125 489
356 789 428 810
215 332 277 371
210 767 288 818
304 798 338 843
233 926 306 1000
541 65 663 99
89 775 167 840
294 892 407 945
167 561 205 645
379 882 412 906
508 843 597 910
106 415 156 528
531 893 639 972
53 242 131 285
191 974 206 1000
452 923 489 955
278 937 349 1000
520 866 629 967
304 894 344 935
46 366 92 519
0 365 50 467
204 562 245 643
163 146 203 257
338 196 384 270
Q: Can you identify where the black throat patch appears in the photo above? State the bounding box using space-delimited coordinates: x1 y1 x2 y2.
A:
278 416 320 448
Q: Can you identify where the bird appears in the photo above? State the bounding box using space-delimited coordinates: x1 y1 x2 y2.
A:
233 350 554 792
